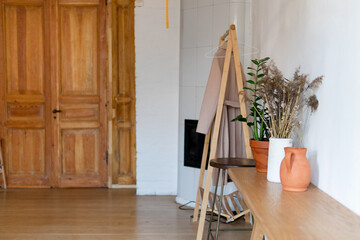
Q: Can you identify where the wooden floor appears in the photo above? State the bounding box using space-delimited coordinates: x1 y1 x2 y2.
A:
0 189 252 240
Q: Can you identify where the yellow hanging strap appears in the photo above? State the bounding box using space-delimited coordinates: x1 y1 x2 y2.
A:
166 0 169 28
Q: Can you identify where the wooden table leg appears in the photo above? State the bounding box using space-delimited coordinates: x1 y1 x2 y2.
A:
251 218 265 240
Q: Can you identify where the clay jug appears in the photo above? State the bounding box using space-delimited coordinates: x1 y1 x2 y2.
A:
280 147 311 192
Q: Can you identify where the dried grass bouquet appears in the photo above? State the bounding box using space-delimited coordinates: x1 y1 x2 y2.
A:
256 61 323 138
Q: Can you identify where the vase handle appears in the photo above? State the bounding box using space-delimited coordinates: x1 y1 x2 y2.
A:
286 152 295 172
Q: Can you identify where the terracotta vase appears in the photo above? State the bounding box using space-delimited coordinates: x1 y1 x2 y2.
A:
250 140 269 173
280 147 311 192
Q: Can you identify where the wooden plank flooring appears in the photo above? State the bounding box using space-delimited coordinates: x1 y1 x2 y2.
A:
0 189 252 239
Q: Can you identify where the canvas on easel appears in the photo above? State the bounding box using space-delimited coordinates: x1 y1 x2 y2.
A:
193 24 253 240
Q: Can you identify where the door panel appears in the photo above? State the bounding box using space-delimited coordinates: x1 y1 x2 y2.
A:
0 0 51 187
60 6 98 96
111 0 136 185
5 4 44 95
54 0 107 187
8 129 45 174
61 129 99 175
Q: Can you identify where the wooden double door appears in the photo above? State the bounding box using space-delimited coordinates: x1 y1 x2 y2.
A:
0 0 108 187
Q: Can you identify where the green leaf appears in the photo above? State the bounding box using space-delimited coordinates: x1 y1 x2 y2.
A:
251 59 259 65
232 115 247 122
259 57 270 63
257 74 265 78
247 72 255 77
253 110 258 140
243 87 255 92
250 128 255 139
259 120 264 140
256 80 264 85
246 80 255 84
260 108 265 139
247 67 256 70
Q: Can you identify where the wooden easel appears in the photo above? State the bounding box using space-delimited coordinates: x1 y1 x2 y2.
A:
193 24 252 240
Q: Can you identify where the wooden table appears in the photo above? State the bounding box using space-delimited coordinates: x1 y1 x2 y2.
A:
228 168 360 240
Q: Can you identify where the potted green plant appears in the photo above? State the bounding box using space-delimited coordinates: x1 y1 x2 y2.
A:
256 61 323 182
232 57 270 172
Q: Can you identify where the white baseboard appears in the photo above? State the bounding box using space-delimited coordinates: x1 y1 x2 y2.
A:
111 184 136 189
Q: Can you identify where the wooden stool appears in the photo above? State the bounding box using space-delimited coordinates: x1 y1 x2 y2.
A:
207 158 255 240
0 140 6 189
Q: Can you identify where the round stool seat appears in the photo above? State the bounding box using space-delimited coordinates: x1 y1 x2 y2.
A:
209 158 255 169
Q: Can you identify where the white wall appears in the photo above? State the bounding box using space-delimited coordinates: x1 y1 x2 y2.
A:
135 0 180 195
177 0 252 204
252 0 360 215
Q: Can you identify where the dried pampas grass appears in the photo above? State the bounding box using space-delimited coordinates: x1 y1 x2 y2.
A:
256 61 323 138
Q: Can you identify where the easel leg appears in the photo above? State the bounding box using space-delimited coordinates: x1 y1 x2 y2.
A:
196 165 214 240
207 168 220 240
193 189 201 222
230 25 252 159
193 130 211 222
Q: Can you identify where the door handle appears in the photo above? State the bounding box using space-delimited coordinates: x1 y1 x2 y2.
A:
52 109 62 114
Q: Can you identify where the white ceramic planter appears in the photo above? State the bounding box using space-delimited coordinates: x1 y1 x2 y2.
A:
267 137 293 183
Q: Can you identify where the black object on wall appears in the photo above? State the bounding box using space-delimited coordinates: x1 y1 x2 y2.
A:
184 119 209 169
